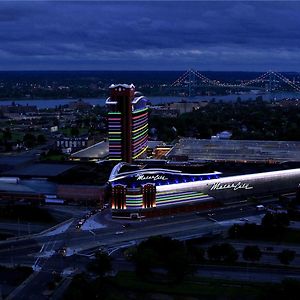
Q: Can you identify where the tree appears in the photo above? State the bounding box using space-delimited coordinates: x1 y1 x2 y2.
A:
64 273 95 300
133 236 193 282
277 249 296 265
261 212 275 228
276 213 290 228
207 243 238 263
228 224 241 239
37 134 46 144
243 245 262 263
262 212 290 228
207 244 222 261
187 245 205 263
87 251 112 277
219 243 239 263
23 133 36 148
280 279 300 300
3 128 12 140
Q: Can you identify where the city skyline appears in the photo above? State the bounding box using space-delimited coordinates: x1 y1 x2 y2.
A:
1 1 300 71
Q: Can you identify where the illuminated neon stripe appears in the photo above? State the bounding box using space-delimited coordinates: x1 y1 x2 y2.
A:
133 107 148 114
157 191 205 197
157 192 205 201
133 116 148 124
126 194 143 198
133 138 147 149
133 122 148 130
157 196 211 207
133 146 148 159
156 195 206 203
158 195 209 203
133 135 148 147
132 128 148 140
133 120 148 128
108 112 121 115
132 123 148 133
133 142 148 155
109 119 121 122
133 112 147 120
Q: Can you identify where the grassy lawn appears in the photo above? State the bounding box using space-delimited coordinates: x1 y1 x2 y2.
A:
112 271 270 299
10 132 24 142
0 131 23 142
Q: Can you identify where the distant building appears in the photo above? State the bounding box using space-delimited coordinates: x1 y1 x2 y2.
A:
150 107 179 118
275 98 300 107
150 100 208 118
106 84 148 163
56 136 94 153
0 103 37 114
166 100 208 115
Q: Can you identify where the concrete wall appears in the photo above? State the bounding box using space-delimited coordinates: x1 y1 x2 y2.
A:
57 184 105 205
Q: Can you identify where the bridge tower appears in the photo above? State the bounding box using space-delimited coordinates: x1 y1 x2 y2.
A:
267 72 275 92
188 69 196 97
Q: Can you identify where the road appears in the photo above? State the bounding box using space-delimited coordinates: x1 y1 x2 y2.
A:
0 204 295 299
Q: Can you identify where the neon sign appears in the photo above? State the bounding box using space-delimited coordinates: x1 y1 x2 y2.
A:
136 174 168 181
210 182 253 191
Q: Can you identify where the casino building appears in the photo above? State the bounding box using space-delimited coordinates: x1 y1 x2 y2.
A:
108 163 300 218
106 84 148 163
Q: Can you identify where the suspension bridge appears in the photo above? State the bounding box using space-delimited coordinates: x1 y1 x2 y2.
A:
170 69 300 96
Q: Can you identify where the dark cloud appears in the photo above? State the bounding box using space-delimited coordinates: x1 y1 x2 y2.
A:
0 1 300 71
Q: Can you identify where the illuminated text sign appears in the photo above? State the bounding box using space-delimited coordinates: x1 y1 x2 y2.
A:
210 181 253 191
136 174 168 181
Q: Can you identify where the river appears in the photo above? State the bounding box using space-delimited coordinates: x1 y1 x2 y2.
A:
0 92 299 109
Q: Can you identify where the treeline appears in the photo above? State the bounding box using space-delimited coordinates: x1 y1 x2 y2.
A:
149 99 300 141
64 235 299 300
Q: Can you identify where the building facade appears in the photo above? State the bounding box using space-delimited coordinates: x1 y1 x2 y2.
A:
106 84 148 163
108 163 300 219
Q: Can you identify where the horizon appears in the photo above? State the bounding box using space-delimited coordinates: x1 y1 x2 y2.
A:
0 69 299 74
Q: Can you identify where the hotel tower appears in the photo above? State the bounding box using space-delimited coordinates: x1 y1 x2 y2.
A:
106 84 148 163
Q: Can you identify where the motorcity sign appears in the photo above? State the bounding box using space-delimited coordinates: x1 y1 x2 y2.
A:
136 174 168 181
210 181 253 191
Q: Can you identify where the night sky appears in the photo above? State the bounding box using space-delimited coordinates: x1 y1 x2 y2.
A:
1 1 300 71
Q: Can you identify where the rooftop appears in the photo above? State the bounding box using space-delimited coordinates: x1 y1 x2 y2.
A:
167 138 300 162
71 140 109 159
2 163 77 178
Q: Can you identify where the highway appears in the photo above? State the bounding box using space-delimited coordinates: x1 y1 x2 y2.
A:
0 204 293 299
0 205 262 265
